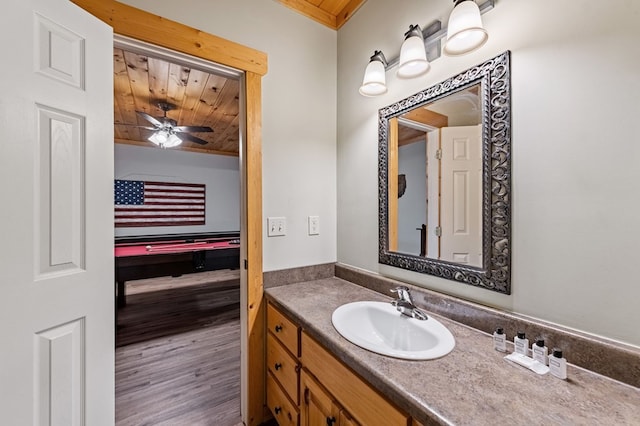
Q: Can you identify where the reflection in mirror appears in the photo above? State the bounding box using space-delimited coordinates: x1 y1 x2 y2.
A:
379 51 511 294
395 84 482 267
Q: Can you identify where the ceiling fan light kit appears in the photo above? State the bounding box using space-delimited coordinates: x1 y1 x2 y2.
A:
148 130 182 148
124 102 214 149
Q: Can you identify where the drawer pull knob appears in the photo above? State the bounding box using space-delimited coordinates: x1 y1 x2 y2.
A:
274 362 282 370
275 325 283 332
275 406 282 415
326 416 336 426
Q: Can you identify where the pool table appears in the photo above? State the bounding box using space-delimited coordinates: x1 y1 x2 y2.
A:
115 233 240 308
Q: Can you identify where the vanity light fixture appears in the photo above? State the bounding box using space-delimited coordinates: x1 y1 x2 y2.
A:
359 50 389 97
148 130 183 148
443 0 488 56
358 0 494 97
397 25 430 79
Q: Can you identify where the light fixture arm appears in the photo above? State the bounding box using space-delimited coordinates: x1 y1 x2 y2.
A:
383 0 494 71
370 50 388 67
403 24 423 40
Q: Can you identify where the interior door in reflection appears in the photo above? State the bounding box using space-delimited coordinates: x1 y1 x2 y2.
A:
440 124 482 266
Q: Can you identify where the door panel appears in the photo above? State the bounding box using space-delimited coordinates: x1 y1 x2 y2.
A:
36 319 85 426
36 106 86 275
0 0 114 424
440 125 482 267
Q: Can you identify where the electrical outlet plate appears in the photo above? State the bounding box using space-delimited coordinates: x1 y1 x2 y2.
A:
308 216 319 235
267 217 286 237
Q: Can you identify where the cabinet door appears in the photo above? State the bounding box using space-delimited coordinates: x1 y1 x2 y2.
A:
301 370 340 426
339 410 360 426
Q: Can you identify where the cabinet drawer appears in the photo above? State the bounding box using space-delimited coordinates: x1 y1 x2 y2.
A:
301 332 409 426
267 303 300 356
267 332 300 404
267 371 299 426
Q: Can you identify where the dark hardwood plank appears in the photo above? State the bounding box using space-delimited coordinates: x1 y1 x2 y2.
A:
116 270 243 426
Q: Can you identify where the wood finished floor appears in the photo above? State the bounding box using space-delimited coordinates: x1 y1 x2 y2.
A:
116 270 243 426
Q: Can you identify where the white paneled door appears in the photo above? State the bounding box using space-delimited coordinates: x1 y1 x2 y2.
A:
0 1 114 425
440 125 483 267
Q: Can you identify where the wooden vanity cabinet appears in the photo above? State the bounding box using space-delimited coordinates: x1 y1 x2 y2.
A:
301 332 409 426
266 303 301 425
266 302 414 426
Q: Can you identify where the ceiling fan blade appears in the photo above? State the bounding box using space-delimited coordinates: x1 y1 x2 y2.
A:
116 124 157 130
136 111 163 127
177 132 209 145
173 125 213 133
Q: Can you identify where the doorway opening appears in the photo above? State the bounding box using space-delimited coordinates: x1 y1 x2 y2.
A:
113 35 245 425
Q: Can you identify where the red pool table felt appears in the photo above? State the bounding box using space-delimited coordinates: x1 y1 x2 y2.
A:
115 240 237 257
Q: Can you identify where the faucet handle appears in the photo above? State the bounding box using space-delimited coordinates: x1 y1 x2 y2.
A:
390 286 413 304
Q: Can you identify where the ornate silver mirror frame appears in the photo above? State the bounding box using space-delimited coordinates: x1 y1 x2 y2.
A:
378 51 511 294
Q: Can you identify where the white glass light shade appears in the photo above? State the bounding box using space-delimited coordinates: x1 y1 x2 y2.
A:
163 133 182 148
148 130 169 145
359 59 387 97
443 0 488 56
397 35 430 79
148 130 182 148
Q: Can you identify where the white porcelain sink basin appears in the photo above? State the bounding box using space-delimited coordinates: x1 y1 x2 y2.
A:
331 301 455 360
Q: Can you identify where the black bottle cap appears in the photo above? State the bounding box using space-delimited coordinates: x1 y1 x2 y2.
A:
535 338 545 347
495 327 504 335
552 348 563 358
517 331 526 339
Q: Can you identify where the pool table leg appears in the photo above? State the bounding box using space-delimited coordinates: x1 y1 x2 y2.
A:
117 280 126 308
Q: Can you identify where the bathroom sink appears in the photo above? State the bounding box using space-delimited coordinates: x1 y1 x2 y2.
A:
331 301 455 360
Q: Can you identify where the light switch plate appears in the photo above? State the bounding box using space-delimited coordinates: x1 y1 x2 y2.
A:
308 216 319 235
267 217 286 237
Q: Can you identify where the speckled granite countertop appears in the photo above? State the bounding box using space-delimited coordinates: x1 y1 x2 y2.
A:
265 278 640 425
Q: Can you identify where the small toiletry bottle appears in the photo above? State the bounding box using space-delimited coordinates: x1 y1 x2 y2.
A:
549 348 567 379
493 327 507 352
532 338 548 365
514 331 529 356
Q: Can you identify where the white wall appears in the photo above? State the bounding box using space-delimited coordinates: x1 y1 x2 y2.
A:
337 0 640 347
120 0 338 270
397 140 427 255
114 144 239 237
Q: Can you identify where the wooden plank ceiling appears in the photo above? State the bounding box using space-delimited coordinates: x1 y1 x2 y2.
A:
276 0 367 29
114 48 240 156
114 1 366 156
397 85 481 146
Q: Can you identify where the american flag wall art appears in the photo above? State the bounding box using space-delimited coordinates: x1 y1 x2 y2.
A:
114 180 206 227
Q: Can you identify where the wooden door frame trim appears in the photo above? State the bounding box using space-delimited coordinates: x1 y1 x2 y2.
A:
72 0 267 76
71 1 267 424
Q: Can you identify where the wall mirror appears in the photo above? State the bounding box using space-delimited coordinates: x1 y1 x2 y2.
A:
378 51 511 294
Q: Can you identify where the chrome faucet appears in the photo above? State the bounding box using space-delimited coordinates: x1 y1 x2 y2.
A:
390 286 428 320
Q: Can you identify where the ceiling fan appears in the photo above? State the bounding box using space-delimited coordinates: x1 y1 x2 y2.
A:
127 102 213 148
